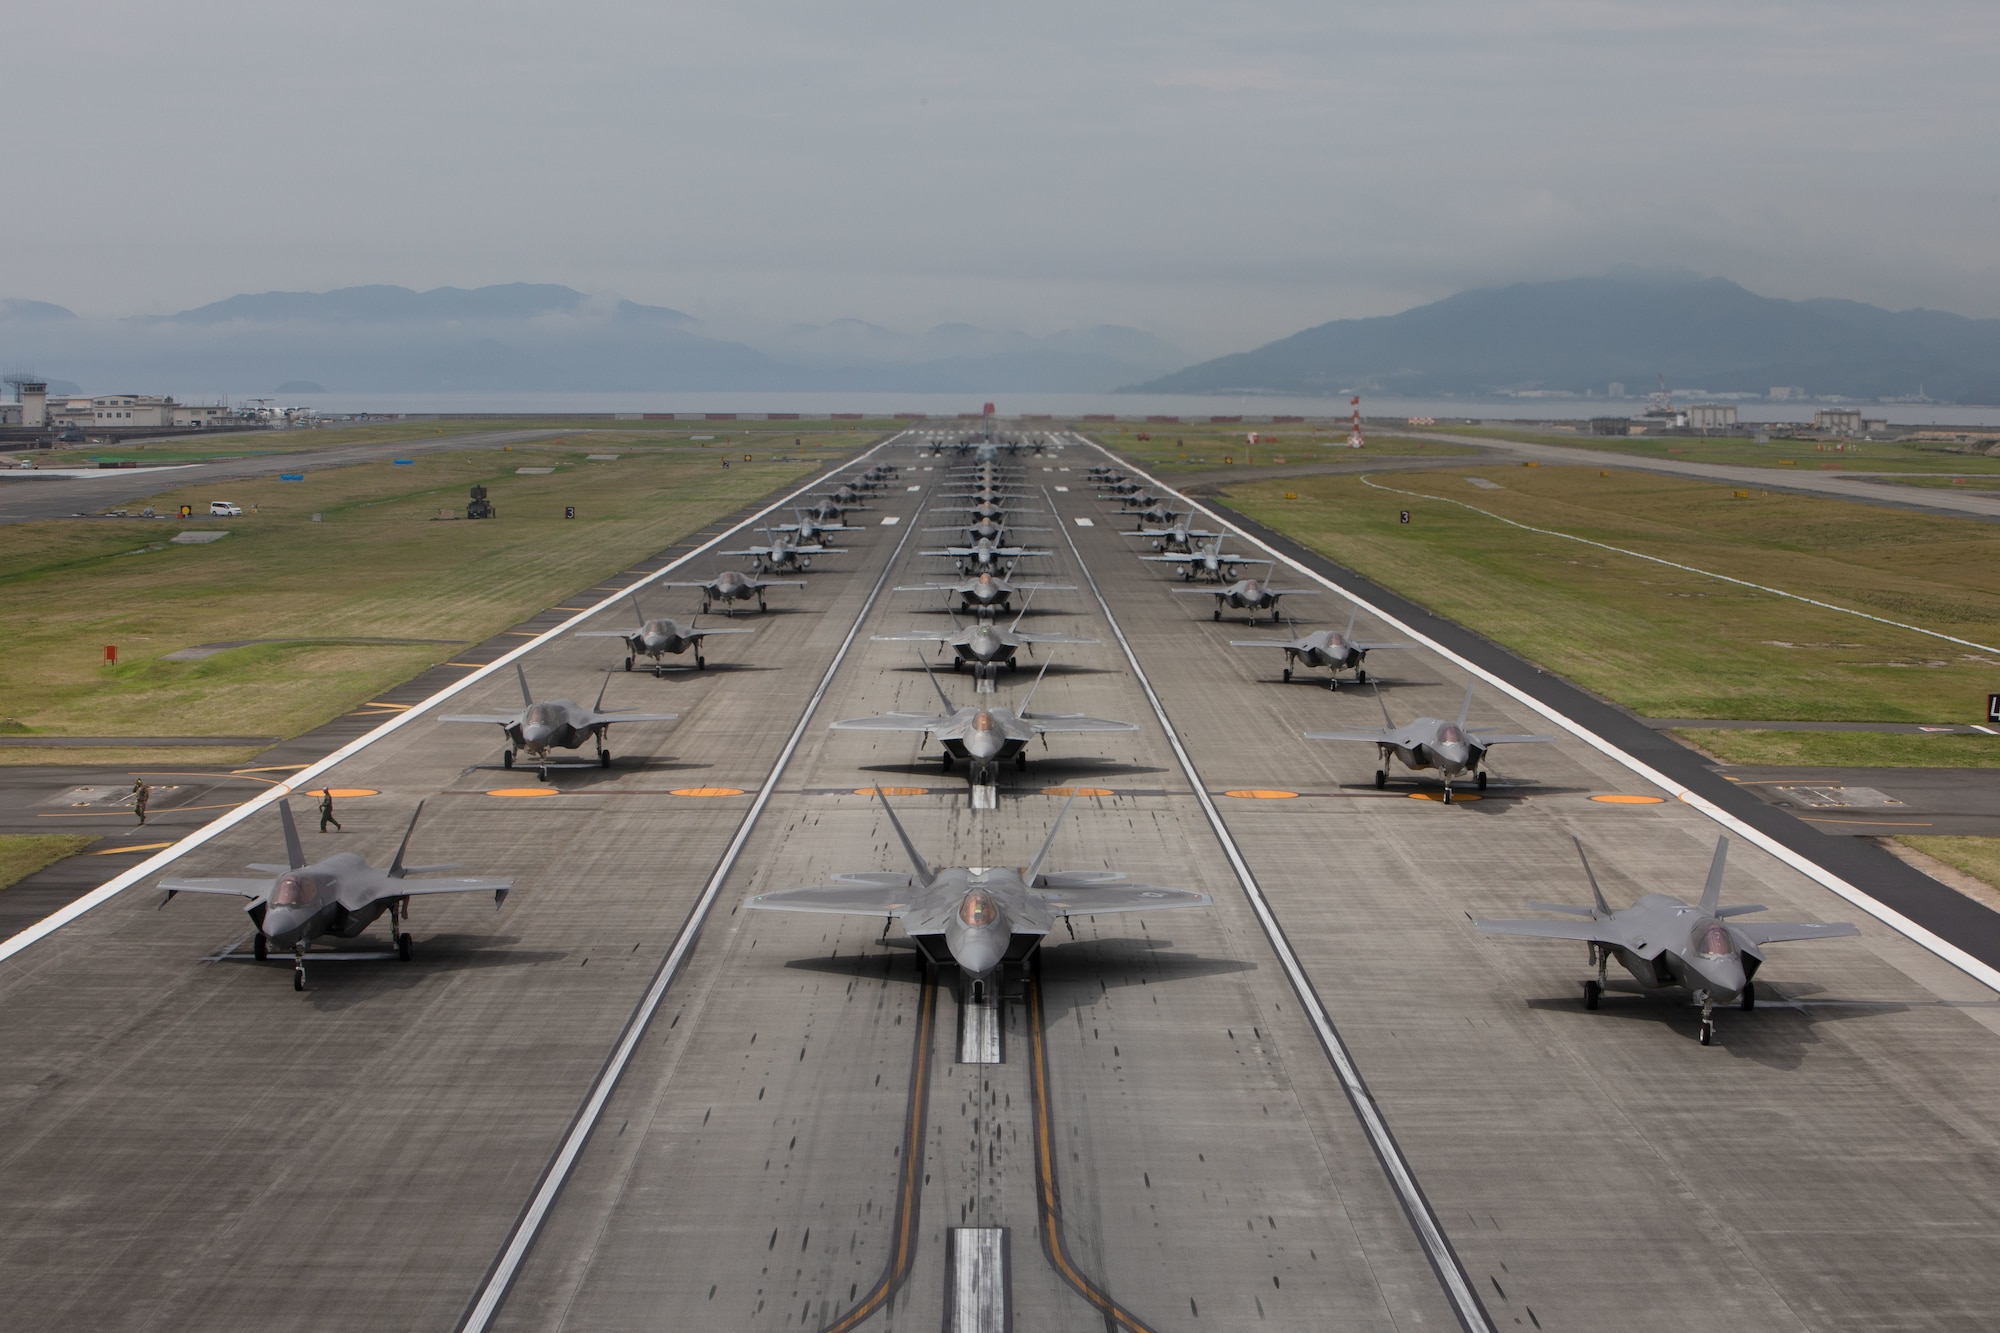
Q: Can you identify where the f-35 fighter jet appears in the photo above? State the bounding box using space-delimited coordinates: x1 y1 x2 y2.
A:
1304 684 1551 801
1173 574 1318 622
160 799 511 991
1126 514 1224 554
1475 835 1859 1044
721 527 845 574
660 568 807 615
873 595 1096 686
745 787 1208 1000
1231 609 1411 689
441 662 679 778
831 658 1134 790
579 593 754 673
1142 538 1261 584
774 509 857 546
895 569 1075 614
923 535 1052 574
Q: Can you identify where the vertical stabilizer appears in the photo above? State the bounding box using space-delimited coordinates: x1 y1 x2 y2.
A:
1698 836 1730 915
514 661 535 710
871 786 934 884
277 799 307 869
1023 792 1080 885
389 801 425 878
1572 835 1613 916
1019 654 1056 715
1455 684 1474 730
917 652 957 713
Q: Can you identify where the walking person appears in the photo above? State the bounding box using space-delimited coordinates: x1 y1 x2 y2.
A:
318 788 342 833
132 778 149 827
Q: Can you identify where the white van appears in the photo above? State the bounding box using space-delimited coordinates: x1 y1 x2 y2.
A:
209 501 243 516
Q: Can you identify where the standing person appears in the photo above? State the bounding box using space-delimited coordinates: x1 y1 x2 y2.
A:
132 778 149 827
318 788 342 833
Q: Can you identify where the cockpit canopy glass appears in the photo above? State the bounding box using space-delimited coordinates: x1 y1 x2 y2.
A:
1694 921 1734 958
1438 724 1466 746
524 703 564 728
958 890 1000 928
273 872 330 908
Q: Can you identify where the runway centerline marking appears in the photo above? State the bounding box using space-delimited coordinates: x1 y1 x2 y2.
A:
1049 482 1494 1333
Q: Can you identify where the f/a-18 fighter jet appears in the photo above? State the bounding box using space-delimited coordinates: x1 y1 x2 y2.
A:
1095 477 1143 496
1305 684 1552 801
579 593 755 673
1126 513 1224 554
895 569 1075 614
721 527 845 575
746 787 1208 1001
1475 835 1858 1045
831 658 1134 790
923 534 1052 574
800 496 860 526
874 595 1097 686
1118 500 1184 530
1143 537 1261 584
441 662 679 778
160 799 511 991
926 514 1048 547
822 482 875 508
658 568 806 616
1231 609 1411 689
1173 572 1318 622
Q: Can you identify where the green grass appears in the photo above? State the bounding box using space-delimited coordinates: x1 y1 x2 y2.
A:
1393 424 2000 474
1672 730 2000 769
1197 463 2000 767
0 431 853 742
1895 837 2000 894
1093 421 1477 474
0 835 97 891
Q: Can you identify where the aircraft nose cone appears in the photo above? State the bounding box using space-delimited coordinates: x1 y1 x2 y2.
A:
1435 742 1469 770
1701 953 1747 997
953 929 1006 978
967 729 1003 760
522 724 554 748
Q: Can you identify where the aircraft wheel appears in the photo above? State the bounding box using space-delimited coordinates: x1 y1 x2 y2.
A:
1441 786 1454 804
1583 979 1602 1010
624 656 634 672
701 601 711 614
1282 668 1292 682
1327 677 1338 691
941 752 953 771
1213 609 1221 622
502 750 514 769
952 659 962 672
398 932 413 961
1698 1020 1715 1046
253 933 267 960
1272 609 1281 622
759 600 768 613
696 655 706 669
1476 771 1488 790
538 765 550 782
600 750 613 768
1355 668 1368 684
1375 769 1387 789
1740 982 1756 1011
293 967 305 992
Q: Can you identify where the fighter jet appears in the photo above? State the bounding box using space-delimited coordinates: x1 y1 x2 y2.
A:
773 508 857 546
922 535 1052 574
895 569 1075 614
1118 501 1184 529
658 568 806 615
441 662 679 778
1230 609 1412 689
1096 478 1143 497
821 483 875 508
579 593 755 673
1143 538 1263 584
800 496 860 526
747 789 1206 1000
1173 573 1318 622
926 515 1048 547
1126 514 1223 554
1475 835 1859 1045
159 799 511 991
1304 684 1552 801
873 596 1097 685
831 658 1134 789
721 527 845 575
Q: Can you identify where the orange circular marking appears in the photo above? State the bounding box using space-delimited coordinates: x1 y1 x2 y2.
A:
671 786 746 797
1407 791 1481 802
1591 793 1666 804
858 786 930 797
487 787 559 798
1225 789 1299 799
1041 786 1114 797
303 788 379 799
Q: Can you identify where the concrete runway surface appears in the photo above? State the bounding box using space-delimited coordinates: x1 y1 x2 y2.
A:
1 431 1998 1332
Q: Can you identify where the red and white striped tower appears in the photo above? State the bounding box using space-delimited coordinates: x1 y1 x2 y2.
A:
1347 395 1363 448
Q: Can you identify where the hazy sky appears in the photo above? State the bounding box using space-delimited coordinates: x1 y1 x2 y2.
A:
10 2 1999 354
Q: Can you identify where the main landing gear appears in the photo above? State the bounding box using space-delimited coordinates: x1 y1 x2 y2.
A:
694 652 706 670
1582 946 1607 1010
390 899 414 962
1282 667 1292 682
502 749 514 769
1476 771 1488 790
1740 981 1756 1011
597 744 612 769
624 655 634 672
1374 769 1387 789
1213 608 1222 622
253 932 268 960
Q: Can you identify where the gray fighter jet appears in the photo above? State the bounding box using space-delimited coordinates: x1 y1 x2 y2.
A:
925 515 1048 546
923 535 1052 574
821 483 874 508
441 662 679 778
1127 514 1224 554
721 527 845 574
659 568 806 615
801 496 859 526
1143 537 1263 584
873 595 1096 685
895 569 1075 614
579 594 755 673
1173 574 1318 622
1475 835 1859 1044
1116 500 1181 528
159 799 511 991
1095 478 1143 497
745 787 1208 1001
831 658 1134 789
1231 609 1411 689
1304 684 1552 801
774 509 857 546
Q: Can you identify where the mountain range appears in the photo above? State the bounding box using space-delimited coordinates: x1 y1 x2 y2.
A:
0 284 1185 396
1132 270 2000 403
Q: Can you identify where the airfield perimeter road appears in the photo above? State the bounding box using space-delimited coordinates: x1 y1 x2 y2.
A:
3 437 2000 1331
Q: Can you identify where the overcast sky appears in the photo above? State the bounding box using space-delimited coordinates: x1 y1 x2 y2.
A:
9 1 1999 354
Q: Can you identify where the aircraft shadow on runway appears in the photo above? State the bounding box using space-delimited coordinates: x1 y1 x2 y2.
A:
778 935 1251 1007
1336 780 1596 806
613 662 781 679
1522 982 1907 1070
853 758 1172 784
221 934 568 1010
466 756 713 784
880 661 1122 680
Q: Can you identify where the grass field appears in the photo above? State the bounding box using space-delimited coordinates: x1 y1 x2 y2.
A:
1399 424 2000 475
1086 421 1477 474
1897 837 2000 898
0 835 97 891
1198 461 2000 767
0 425 859 748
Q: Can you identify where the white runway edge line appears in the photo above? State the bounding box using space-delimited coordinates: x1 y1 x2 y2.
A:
0 434 910 969
456 461 926 1333
1048 489 1495 1333
1069 435 2000 997
1358 472 2000 658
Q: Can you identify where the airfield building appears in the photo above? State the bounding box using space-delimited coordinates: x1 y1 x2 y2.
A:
1686 403 1737 430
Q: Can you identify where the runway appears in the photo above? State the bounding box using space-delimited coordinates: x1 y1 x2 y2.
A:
1 430 1998 1330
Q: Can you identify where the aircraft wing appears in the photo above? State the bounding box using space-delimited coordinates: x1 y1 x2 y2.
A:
747 579 808 589
687 627 756 638
439 714 519 725
1035 884 1211 915
1731 920 1861 946
158 876 272 899
1302 728 1395 743
1354 641 1415 651
870 632 954 643
715 548 767 558
589 711 681 724
793 545 848 554
393 877 512 906
1228 638 1308 649
577 629 641 638
1467 731 1556 746
829 712 949 731
1472 918 1618 943
744 882 919 916
1013 633 1099 646
1024 714 1138 734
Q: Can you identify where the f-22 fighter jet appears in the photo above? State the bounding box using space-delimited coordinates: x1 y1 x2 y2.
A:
441 662 679 778
160 800 511 991
1230 609 1411 689
579 593 754 673
660 568 806 615
721 528 845 575
745 787 1208 1001
1305 684 1551 801
1476 835 1858 1044
895 569 1075 615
